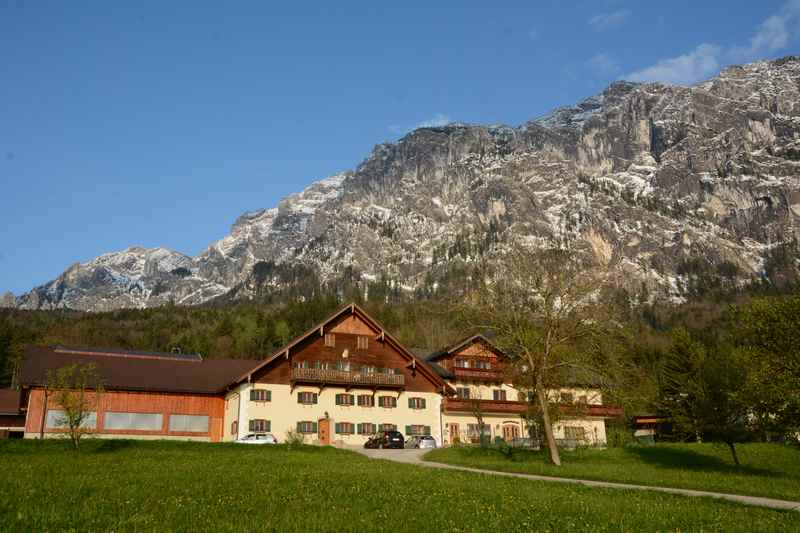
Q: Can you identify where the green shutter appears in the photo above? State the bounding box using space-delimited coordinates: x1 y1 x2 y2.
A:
266 390 271 401
405 425 412 435
266 420 271 432
421 398 426 409
335 394 341 405
335 423 341 434
296 421 302 432
313 393 318 404
408 398 413 408
425 426 431 435
312 422 318 433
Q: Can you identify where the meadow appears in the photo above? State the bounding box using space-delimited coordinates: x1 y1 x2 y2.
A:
424 442 800 501
1 439 799 532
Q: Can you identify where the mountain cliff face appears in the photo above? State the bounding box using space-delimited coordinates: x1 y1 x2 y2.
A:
14 56 800 311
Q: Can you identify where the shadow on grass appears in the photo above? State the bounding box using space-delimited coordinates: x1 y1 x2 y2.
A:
624 446 777 477
92 439 135 453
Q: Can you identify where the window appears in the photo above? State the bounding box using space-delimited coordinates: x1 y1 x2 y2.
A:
467 424 491 438
104 412 162 431
474 360 491 370
357 394 374 407
564 426 586 441
335 422 355 435
560 392 575 404
248 419 271 432
493 389 507 401
408 397 426 409
335 393 355 406
360 365 376 374
45 410 97 429
356 336 369 350
405 425 431 436
297 392 318 404
379 423 397 432
336 361 351 372
456 387 471 399
455 359 470 368
378 396 397 408
324 333 335 347
250 389 271 402
297 421 318 434
230 421 238 435
293 361 309 369
169 414 209 433
357 422 376 435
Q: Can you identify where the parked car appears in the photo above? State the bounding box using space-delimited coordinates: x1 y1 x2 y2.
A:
363 431 405 449
237 433 278 444
405 435 437 449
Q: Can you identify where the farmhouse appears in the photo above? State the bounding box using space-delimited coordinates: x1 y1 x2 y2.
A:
424 334 623 447
9 303 621 446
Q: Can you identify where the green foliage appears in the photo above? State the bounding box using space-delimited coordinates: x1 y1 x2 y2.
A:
45 363 104 450
1 440 798 531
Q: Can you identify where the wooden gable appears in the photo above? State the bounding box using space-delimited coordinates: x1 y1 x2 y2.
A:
235 303 447 394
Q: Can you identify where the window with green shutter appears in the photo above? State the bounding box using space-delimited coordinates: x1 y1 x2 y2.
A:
298 392 318 404
297 421 317 433
335 393 354 406
336 422 354 434
249 419 270 432
408 397 426 409
378 396 397 408
357 423 376 435
250 389 271 402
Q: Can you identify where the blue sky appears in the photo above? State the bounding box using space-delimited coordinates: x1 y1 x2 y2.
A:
1 1 798 295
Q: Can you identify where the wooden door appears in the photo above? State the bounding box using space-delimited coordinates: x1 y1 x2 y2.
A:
448 423 460 444
318 418 331 445
503 424 520 441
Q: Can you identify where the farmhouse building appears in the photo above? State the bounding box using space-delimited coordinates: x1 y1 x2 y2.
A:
9 303 621 446
423 334 623 447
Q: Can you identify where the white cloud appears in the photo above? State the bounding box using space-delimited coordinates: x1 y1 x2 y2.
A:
588 10 631 31
389 113 452 135
587 53 620 77
626 44 722 85
625 1 800 85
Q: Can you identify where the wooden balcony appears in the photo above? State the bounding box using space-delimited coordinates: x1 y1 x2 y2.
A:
444 398 624 418
291 367 404 388
443 398 528 414
450 367 506 382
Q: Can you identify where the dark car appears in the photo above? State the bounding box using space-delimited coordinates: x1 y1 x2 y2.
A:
363 431 405 449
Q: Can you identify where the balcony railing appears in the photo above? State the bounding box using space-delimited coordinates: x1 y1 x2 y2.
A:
450 367 506 382
444 398 624 417
443 398 528 414
291 367 405 388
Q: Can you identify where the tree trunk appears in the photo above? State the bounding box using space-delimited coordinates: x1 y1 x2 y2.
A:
727 441 740 466
537 387 561 466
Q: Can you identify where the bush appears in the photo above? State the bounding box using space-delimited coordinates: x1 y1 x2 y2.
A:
285 429 304 450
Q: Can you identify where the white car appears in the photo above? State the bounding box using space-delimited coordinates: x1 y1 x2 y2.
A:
237 433 278 444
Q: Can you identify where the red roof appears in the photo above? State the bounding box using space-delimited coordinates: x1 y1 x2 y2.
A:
0 389 21 415
20 346 260 394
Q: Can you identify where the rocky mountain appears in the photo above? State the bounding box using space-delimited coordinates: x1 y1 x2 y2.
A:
13 56 800 311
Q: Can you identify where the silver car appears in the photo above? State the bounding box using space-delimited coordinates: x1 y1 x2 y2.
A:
406 435 437 449
237 433 278 444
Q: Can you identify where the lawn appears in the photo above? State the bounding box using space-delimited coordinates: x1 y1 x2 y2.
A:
1 440 799 532
424 442 800 502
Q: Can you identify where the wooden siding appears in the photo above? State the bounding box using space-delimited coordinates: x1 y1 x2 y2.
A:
24 388 226 442
254 314 438 393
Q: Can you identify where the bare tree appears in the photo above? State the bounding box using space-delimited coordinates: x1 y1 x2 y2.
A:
45 363 104 450
467 245 621 466
467 392 489 447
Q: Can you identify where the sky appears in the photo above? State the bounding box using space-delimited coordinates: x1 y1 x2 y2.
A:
1 0 798 295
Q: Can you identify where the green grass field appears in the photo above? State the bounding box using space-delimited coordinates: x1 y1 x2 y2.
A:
1 440 799 532
424 442 800 501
